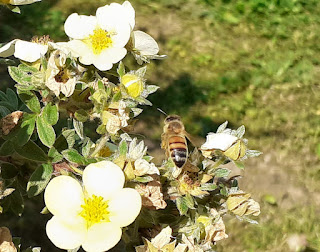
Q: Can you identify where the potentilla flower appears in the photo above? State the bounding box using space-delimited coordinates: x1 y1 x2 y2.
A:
45 50 83 97
0 36 51 62
64 1 135 71
44 161 142 251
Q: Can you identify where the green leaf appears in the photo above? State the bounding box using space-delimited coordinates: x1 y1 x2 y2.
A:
96 124 107 135
82 138 93 157
236 125 245 138
53 134 68 152
136 97 152 106
145 85 159 95
7 5 21 14
245 150 262 158
184 194 194 209
36 116 56 147
48 147 63 163
14 113 36 146
0 161 18 179
176 197 188 215
14 140 48 162
62 149 87 165
200 183 217 191
18 90 41 113
8 65 38 86
6 89 18 109
74 109 89 123
0 140 15 156
62 129 77 149
216 121 228 133
27 163 53 197
119 140 128 157
220 186 228 196
214 168 231 178
234 161 245 170
112 91 122 102
42 103 58 125
10 190 24 216
117 61 126 77
0 106 10 117
133 176 153 183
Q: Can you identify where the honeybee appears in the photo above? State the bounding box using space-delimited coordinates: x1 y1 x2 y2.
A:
161 115 192 177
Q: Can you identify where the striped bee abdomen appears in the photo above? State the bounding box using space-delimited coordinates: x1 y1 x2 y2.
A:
168 136 188 168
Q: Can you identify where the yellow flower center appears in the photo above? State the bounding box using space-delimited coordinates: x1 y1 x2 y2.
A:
89 28 113 55
79 195 110 228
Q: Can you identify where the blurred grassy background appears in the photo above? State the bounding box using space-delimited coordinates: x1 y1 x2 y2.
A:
0 0 320 251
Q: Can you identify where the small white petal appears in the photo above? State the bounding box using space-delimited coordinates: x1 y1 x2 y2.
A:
64 13 97 39
60 78 77 97
108 188 142 227
0 39 18 58
46 215 86 250
110 24 131 48
44 175 84 218
14 40 48 62
201 133 238 151
97 2 134 30
9 0 41 5
93 47 126 71
66 40 93 65
122 1 135 29
82 222 122 252
133 31 159 55
83 161 125 199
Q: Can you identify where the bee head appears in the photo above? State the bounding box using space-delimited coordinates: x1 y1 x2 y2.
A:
164 115 181 124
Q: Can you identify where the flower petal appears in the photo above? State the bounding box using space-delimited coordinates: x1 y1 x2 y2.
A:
46 215 86 250
66 40 93 65
0 39 18 58
83 161 125 199
108 188 142 227
64 13 97 39
93 47 126 71
14 40 48 62
201 133 238 151
122 1 135 29
96 2 134 30
9 0 41 5
133 31 159 55
82 222 122 252
44 175 84 218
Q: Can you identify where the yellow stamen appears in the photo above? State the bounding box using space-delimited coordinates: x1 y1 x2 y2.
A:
88 28 113 55
79 195 110 228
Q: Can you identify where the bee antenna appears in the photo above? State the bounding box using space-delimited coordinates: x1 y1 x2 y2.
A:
157 108 168 116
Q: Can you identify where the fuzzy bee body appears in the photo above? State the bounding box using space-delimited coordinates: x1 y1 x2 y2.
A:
168 135 188 168
161 115 190 176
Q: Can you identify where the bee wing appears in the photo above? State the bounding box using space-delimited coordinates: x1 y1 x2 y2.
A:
184 130 199 147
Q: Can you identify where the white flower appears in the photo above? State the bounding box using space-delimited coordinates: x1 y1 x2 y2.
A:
64 1 135 71
0 39 48 62
130 30 166 65
127 138 147 161
44 161 142 251
134 158 159 176
45 50 79 97
201 133 238 152
103 101 130 134
1 0 40 5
